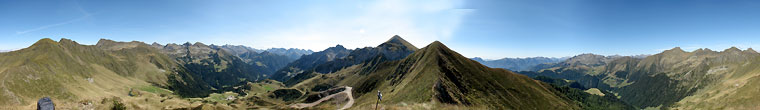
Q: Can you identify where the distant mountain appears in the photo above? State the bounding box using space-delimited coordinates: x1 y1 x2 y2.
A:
521 47 760 109
261 48 314 60
215 44 260 55
471 57 565 71
214 45 314 60
271 35 418 85
289 41 579 109
268 44 352 82
237 51 295 76
214 45 307 76
311 35 417 74
149 41 268 90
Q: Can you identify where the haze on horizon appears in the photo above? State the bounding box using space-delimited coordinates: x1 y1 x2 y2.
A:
2 0 760 59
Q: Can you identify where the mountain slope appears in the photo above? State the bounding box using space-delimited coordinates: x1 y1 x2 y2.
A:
291 41 578 109
523 47 760 109
533 76 636 110
0 38 202 108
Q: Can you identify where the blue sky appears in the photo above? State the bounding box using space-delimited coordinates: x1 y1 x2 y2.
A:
1 0 759 59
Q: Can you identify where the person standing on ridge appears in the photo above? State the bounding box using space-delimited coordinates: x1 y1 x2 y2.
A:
376 90 382 110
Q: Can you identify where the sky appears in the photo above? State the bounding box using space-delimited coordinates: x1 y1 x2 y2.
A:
1 0 760 59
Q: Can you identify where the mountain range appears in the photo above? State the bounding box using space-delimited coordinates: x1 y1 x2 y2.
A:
471 57 566 71
286 41 579 109
270 35 417 86
2 36 760 109
0 38 310 109
519 47 760 109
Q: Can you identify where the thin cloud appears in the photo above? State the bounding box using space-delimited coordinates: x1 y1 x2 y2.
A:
16 14 91 35
16 0 95 35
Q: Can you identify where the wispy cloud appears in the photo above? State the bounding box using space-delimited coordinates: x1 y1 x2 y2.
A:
16 0 95 35
15 14 92 35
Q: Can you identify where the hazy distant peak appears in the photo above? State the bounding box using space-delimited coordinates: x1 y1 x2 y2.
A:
574 53 604 58
695 48 713 52
193 42 208 47
380 35 418 50
471 57 485 61
331 44 346 50
663 47 687 54
747 48 758 53
166 43 179 47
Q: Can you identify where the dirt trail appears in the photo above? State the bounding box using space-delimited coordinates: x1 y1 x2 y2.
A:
290 86 354 110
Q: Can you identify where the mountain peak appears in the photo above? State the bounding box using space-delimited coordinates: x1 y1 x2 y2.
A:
429 41 444 48
670 47 684 51
96 38 116 46
724 46 741 52
324 44 347 51
193 42 207 47
384 38 578 109
664 47 686 54
59 38 79 45
419 41 454 56
472 57 485 61
36 38 56 43
31 38 58 47
747 48 757 53
388 35 403 41
380 35 418 50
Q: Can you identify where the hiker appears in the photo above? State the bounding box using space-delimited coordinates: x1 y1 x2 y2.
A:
377 90 382 101
37 97 55 110
376 90 382 110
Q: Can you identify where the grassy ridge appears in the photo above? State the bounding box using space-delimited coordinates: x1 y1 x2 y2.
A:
288 41 579 109
0 38 178 108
